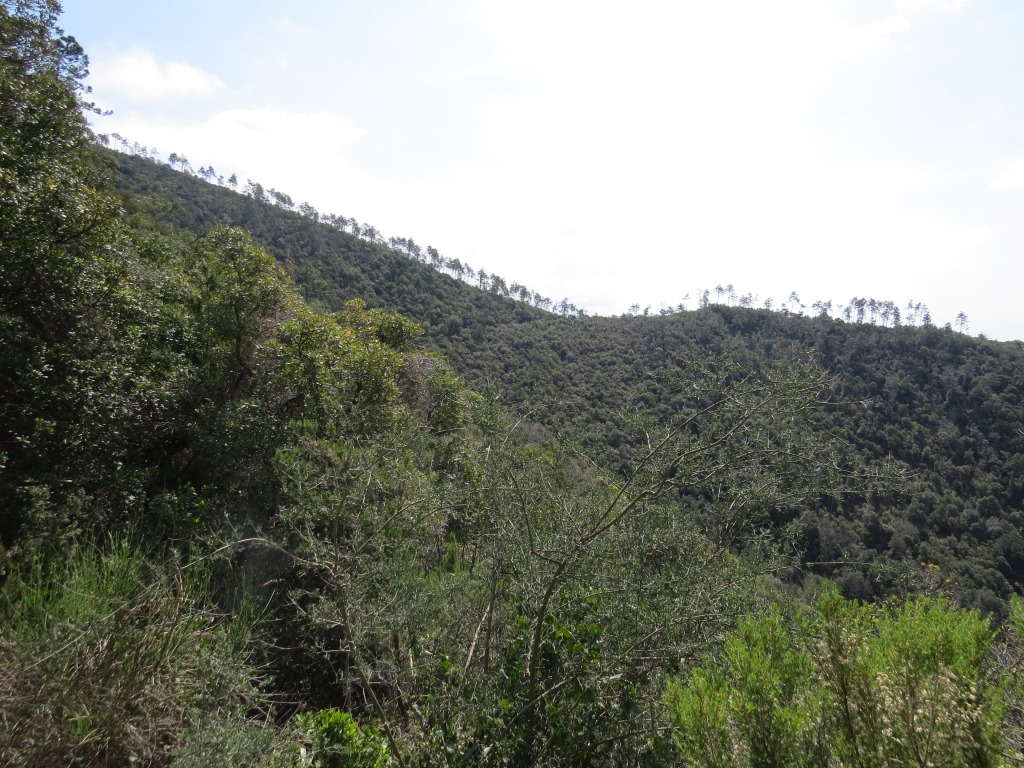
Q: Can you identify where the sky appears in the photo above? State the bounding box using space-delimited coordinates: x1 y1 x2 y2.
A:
60 0 1024 340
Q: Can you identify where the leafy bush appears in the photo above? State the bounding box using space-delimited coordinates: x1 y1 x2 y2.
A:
667 586 1008 767
297 709 390 768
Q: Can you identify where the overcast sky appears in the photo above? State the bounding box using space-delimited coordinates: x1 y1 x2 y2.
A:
62 0 1024 340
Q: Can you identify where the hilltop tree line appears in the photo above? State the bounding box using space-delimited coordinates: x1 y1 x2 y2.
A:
96 133 588 318
101 135 978 334
635 288 969 334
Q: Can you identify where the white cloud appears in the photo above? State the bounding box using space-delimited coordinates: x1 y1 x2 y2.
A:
89 48 225 102
896 0 968 11
849 13 912 51
991 156 1024 189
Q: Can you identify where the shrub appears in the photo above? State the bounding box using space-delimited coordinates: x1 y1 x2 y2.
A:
667 586 1008 767
297 708 390 768
0 536 278 766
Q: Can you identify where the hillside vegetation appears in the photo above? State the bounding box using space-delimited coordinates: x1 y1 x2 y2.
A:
112 147 1024 617
3 3 1024 765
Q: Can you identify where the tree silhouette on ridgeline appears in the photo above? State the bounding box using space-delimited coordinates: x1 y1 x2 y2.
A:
98 135 978 331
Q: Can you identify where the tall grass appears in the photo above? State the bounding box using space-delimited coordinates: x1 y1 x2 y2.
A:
0 535 293 766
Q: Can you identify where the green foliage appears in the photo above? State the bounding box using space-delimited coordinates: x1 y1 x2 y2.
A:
390 357 848 766
726 608 827 768
168 719 300 768
7 5 1024 766
340 297 424 352
0 0 151 538
109 128 1024 615
667 586 1009 767
1000 595 1024 757
0 535 276 766
813 585 1006 768
667 607 827 768
297 709 390 768
665 665 735 768
192 226 294 379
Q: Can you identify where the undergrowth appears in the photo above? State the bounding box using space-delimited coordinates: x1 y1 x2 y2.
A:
0 535 295 766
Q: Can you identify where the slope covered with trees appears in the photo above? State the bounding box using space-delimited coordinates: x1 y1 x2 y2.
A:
110 150 549 349
109 147 1024 617
441 306 1024 614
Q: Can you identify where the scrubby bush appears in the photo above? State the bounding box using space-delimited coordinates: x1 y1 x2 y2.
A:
667 585 1009 767
0 536 286 766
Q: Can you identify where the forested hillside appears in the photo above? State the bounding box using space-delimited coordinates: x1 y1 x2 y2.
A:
111 151 547 345
4 3 1024 766
111 150 1024 616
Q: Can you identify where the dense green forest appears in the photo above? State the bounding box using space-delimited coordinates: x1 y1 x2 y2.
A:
4 3 1024 766
111 149 1024 618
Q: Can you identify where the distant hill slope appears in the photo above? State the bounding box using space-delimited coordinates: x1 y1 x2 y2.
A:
109 151 1024 613
109 152 547 352
444 305 1024 611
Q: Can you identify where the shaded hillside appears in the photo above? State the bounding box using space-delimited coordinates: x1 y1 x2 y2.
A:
449 305 1024 610
109 152 1024 612
109 151 548 353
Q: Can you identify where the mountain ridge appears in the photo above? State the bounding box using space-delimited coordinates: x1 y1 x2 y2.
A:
109 149 1024 614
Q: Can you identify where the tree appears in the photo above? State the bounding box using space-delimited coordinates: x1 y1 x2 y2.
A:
430 353 856 764
269 188 294 209
490 274 507 296
406 238 421 261
906 300 919 326
667 585 1008 768
192 228 293 397
426 245 442 270
853 297 866 324
243 179 266 202
0 0 150 537
789 291 804 315
667 606 825 768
